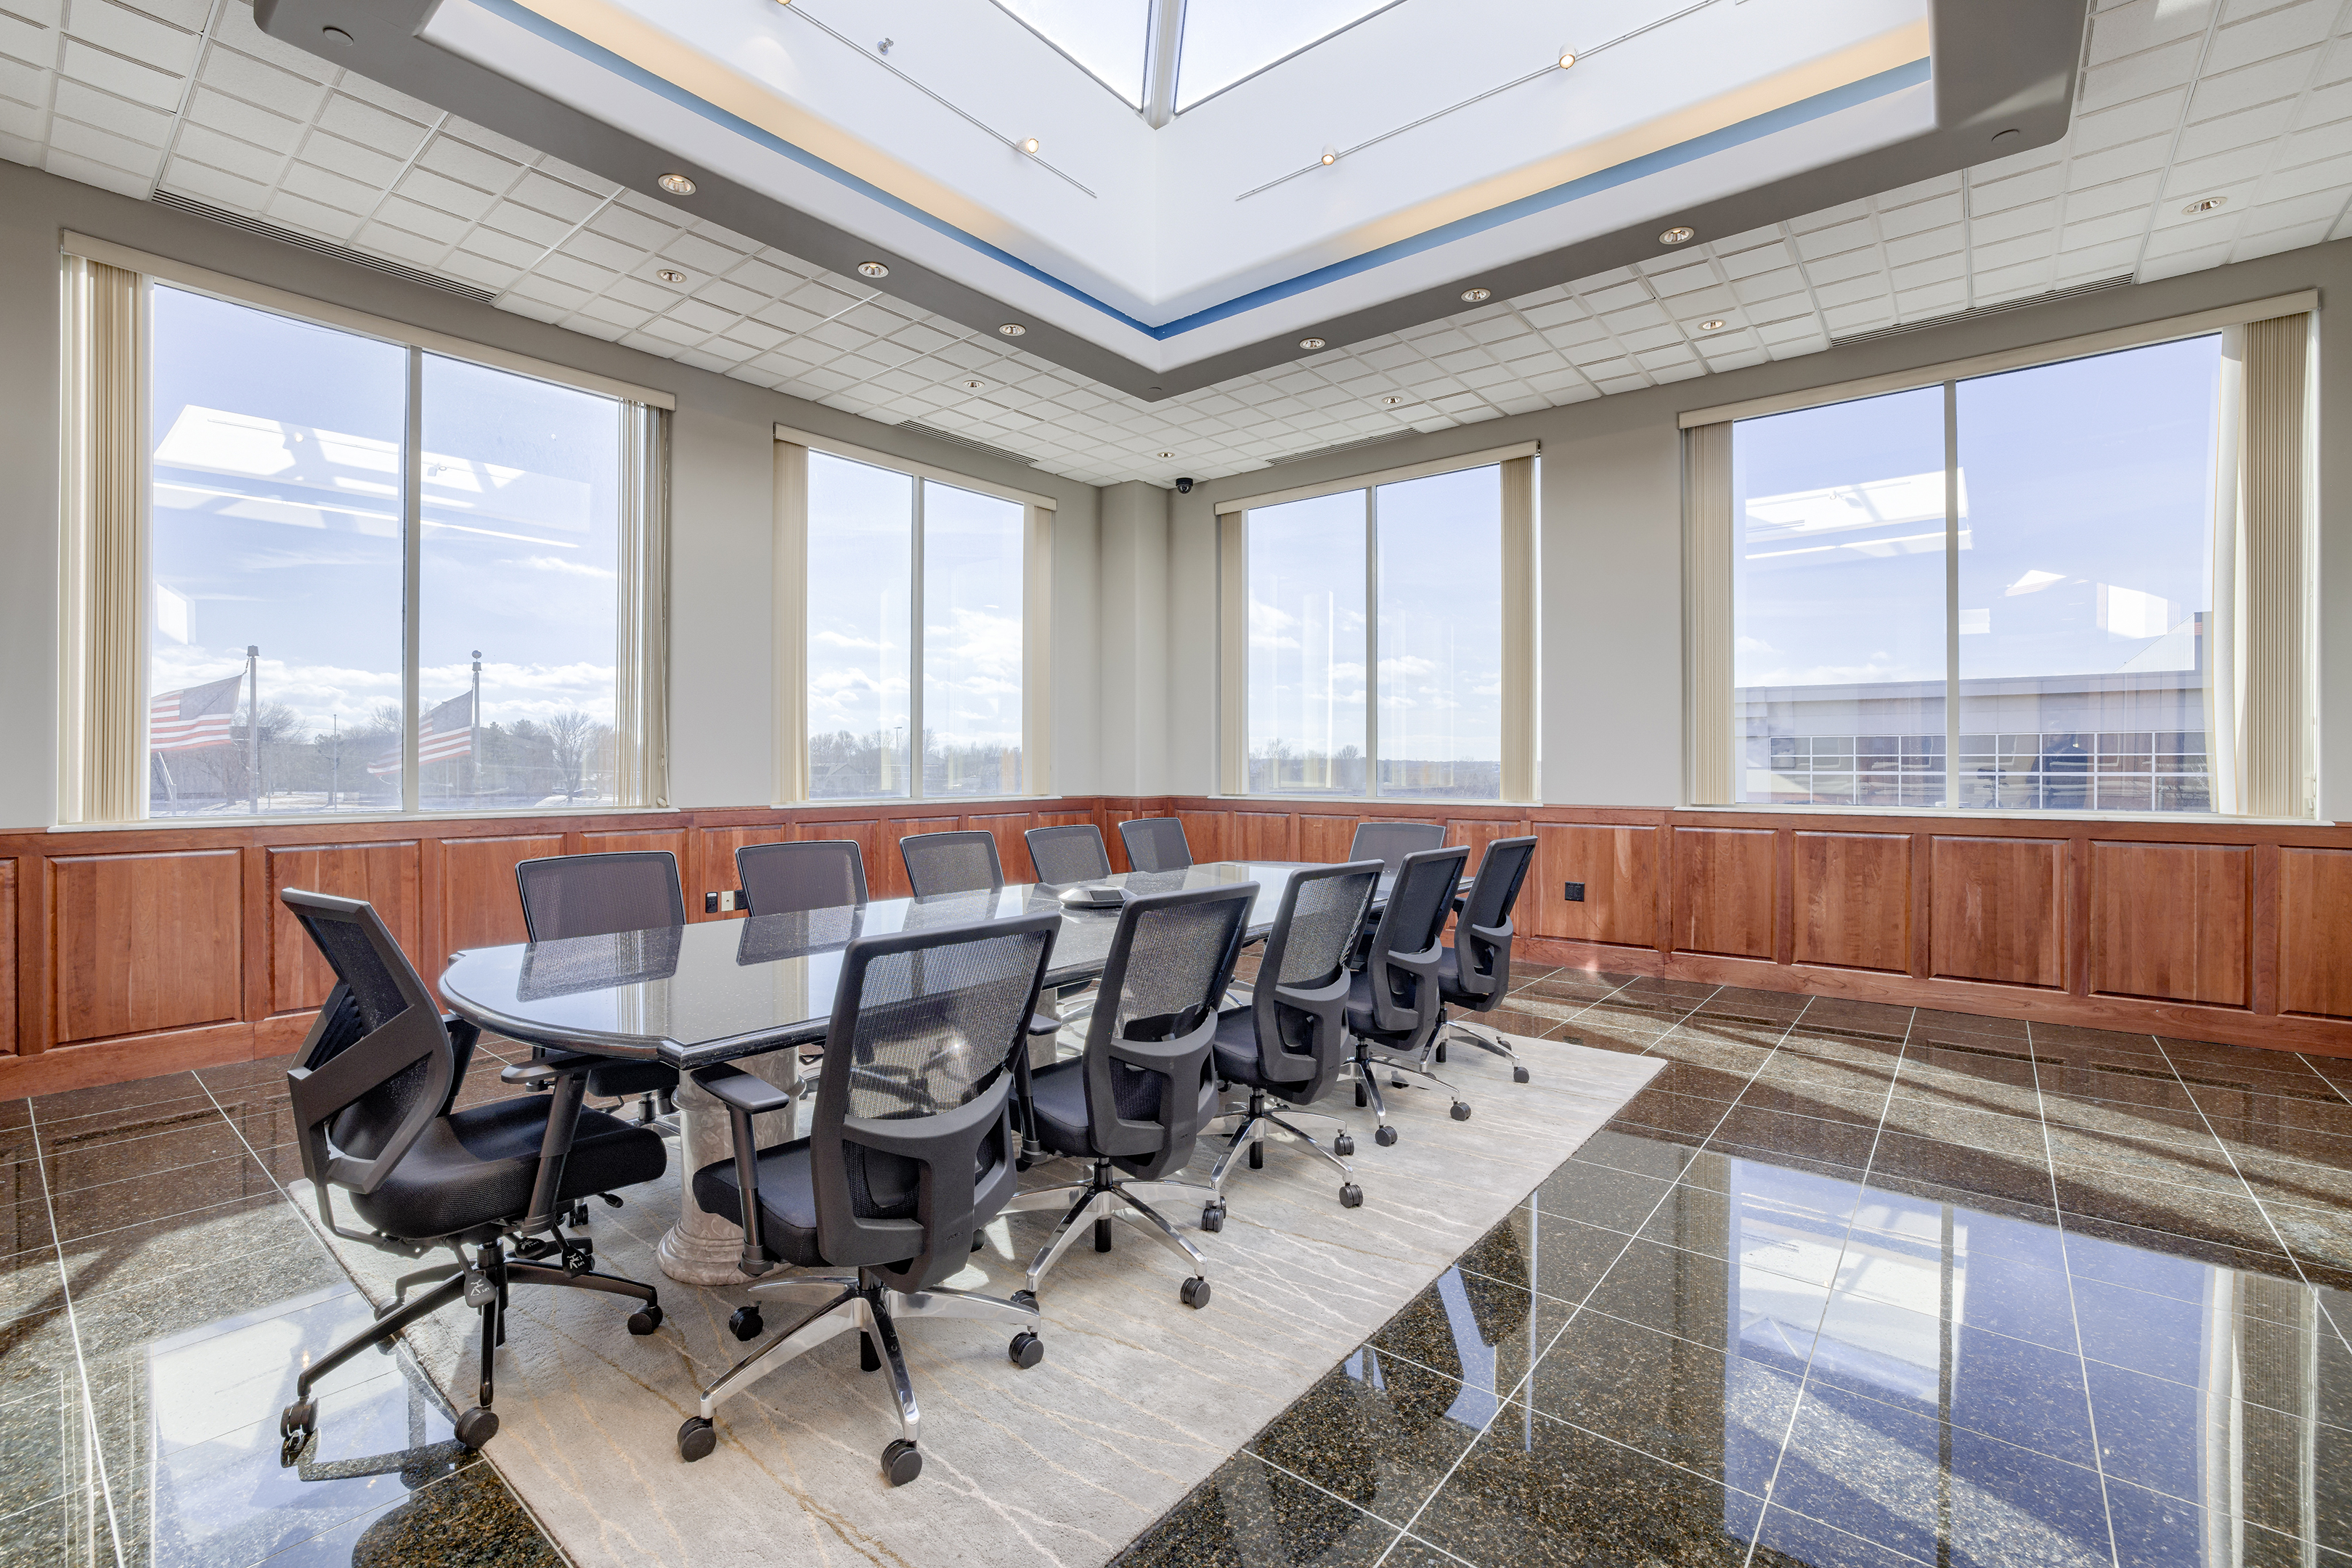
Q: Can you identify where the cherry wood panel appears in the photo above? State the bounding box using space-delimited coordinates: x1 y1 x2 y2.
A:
51 850 243 1045
1670 828 1777 959
1444 817 1533 875
964 812 1036 883
1929 837 2066 988
2280 849 2352 1019
438 836 563 960
1231 810 1294 862
1176 810 1230 863
266 841 420 1016
2089 841 2253 1008
1298 814 1359 865
690 825 802 918
1525 824 1659 947
0 860 14 1056
1793 832 1911 973
578 829 689 859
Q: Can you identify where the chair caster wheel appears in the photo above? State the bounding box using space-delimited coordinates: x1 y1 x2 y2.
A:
971 1231 986 1251
677 1417 717 1462
1513 1066 1531 1084
1180 1276 1211 1310
728 1305 764 1342
1375 1125 1399 1147
455 1406 499 1450
1200 1201 1226 1233
627 1303 663 1335
1450 1101 1472 1122
1008 1331 1044 1368
1340 1183 1363 1208
1391 1075 1409 1090
1011 1289 1038 1312
882 1438 923 1487
280 1398 317 1439
1333 1134 1355 1157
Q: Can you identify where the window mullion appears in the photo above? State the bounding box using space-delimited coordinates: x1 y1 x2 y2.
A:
910 479 925 801
1363 486 1378 799
1942 379 1961 810
401 346 423 813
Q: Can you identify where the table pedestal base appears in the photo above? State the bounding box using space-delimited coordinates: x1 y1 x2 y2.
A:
656 1053 804 1286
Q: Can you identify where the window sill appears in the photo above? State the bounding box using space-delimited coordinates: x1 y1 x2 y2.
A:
1210 794 1539 808
1678 801 2336 828
48 804 673 833
774 795 1056 809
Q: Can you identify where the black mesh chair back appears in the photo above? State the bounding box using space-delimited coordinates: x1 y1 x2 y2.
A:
1348 821 1445 873
808 912 1059 1291
1359 845 1471 1037
514 852 685 941
1118 817 1193 873
1074 883 1255 1180
738 839 868 916
1025 823 1112 884
899 830 1005 898
281 889 471 1196
1449 836 1537 1009
1244 862 1383 1095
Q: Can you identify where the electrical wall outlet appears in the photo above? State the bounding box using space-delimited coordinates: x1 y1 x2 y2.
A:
1563 881 1585 902
704 889 746 913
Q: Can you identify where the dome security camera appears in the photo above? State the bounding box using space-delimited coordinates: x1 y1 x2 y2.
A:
1175 476 1195 494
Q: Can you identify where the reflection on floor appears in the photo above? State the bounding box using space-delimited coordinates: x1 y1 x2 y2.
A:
1115 974 2352 1567
10 968 2352 1567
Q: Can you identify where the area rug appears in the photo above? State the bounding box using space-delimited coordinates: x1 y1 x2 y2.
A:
294 1034 1661 1568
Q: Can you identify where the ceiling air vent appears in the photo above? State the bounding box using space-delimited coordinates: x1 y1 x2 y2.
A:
1831 274 2132 346
894 421 1038 467
149 190 500 305
1271 431 1418 467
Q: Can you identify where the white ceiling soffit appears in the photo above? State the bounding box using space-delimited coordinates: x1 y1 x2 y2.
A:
251 0 2082 396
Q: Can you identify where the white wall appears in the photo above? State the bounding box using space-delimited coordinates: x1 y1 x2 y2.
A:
0 159 1102 830
1168 240 2352 819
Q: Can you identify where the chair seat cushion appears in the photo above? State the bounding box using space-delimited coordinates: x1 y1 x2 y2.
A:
691 1140 825 1268
1211 1007 1314 1093
587 1060 679 1099
1436 947 1502 1010
1025 1058 1096 1159
1343 969 1383 1037
351 1097 667 1241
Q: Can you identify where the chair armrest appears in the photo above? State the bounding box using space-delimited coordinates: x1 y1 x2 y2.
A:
692 1063 794 1116
1028 1012 1063 1037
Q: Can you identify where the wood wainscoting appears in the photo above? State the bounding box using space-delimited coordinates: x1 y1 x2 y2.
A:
7 795 2352 1097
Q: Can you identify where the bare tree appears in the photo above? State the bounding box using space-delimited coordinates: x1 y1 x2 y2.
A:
548 709 598 801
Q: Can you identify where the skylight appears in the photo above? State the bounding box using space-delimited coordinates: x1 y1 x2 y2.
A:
993 0 1151 108
1174 0 1404 111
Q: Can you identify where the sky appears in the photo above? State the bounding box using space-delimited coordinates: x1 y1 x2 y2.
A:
1245 462 1503 767
148 285 622 751
1731 332 2223 709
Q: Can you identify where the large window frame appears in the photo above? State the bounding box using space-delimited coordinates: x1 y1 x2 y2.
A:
57 234 673 825
773 425 1054 804
1683 291 2319 820
1214 443 1539 804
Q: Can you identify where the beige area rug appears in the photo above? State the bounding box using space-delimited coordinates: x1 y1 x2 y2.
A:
296 1034 1661 1568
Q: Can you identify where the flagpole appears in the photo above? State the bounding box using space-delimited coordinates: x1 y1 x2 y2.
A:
245 644 261 814
470 650 482 804
328 714 339 810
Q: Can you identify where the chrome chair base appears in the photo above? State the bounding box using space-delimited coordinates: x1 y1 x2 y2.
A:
1205 1089 1362 1215
1002 1159 1213 1307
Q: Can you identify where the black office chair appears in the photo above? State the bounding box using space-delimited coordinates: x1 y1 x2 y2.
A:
1118 817 1193 873
1001 882 1256 1308
275 889 667 1463
1348 821 1444 873
1428 836 1543 1084
737 838 868 915
900 829 1005 897
1345 845 1473 1143
1025 823 1112 883
680 912 1061 1483
514 852 685 1126
1203 862 1383 1225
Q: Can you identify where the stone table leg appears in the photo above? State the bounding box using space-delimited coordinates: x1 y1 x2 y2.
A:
656 1051 803 1286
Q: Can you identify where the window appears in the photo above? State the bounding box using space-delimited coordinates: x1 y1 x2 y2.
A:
1224 452 1535 801
1691 305 2315 817
61 242 670 822
795 444 1042 801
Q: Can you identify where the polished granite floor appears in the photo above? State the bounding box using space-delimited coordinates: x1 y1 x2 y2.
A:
9 968 2352 1568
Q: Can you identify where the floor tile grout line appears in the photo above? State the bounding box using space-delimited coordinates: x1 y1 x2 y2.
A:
22 1100 129 1568
1736 1003 1916 1564
1376 982 1842 1567
2022 1021 2127 1568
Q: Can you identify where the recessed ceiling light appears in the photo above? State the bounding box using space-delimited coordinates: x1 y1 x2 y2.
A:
964 378 987 390
998 323 1027 336
1380 395 1404 406
1156 451 1176 459
657 173 696 195
1460 287 1492 303
1659 225 1695 245
1019 136 1041 155
857 260 890 278
2183 196 2227 214
656 269 685 284
1319 148 1338 166
1698 319 1726 331
1299 336 1326 350
1557 48 1576 68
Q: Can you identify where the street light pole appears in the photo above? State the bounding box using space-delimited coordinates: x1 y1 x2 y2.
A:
470 650 482 803
245 644 261 813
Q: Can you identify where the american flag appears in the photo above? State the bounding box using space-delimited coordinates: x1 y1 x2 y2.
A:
150 674 244 754
369 690 473 777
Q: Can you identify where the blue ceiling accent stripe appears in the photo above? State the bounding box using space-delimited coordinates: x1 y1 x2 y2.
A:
463 0 1927 343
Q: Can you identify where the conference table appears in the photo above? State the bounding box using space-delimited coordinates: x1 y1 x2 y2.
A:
437 860 1414 1284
